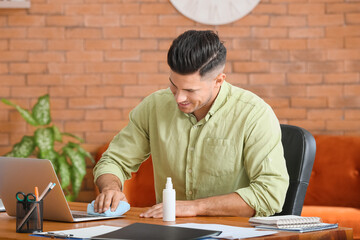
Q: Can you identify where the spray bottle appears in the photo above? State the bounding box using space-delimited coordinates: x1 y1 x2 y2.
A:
163 177 176 222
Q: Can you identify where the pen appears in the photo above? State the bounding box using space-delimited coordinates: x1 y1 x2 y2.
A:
35 187 39 201
42 232 74 239
35 186 40 228
17 182 56 232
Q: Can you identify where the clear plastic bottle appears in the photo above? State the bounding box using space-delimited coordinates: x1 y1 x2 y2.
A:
163 177 176 222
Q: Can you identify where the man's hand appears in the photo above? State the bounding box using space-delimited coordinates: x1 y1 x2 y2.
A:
94 174 127 213
140 200 199 218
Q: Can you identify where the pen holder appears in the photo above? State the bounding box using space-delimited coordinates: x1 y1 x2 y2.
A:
16 200 43 233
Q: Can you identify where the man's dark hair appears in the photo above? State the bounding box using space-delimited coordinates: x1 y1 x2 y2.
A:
167 30 227 77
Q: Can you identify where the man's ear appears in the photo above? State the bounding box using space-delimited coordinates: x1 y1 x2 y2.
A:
214 73 226 88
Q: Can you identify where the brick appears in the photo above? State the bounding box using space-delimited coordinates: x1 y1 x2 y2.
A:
227 50 251 61
291 97 327 108
326 26 360 37
288 73 323 85
288 120 325 131
0 121 26 133
345 110 360 120
0 51 27 62
105 50 140 61
65 121 101 132
329 96 360 108
138 73 168 85
0 40 7 50
65 4 103 15
85 40 121 50
290 50 326 61
87 86 122 97
29 3 63 14
66 51 103 62
102 120 129 131
270 39 307 50
159 62 171 73
103 74 137 85
288 3 325 14
68 98 104 109
46 16 83 26
140 51 167 62
0 29 26 39
233 62 270 73
308 14 344 26
271 62 306 73
225 73 248 85
252 50 289 61
123 15 158 25
10 40 45 50
346 38 360 48
103 27 139 38
270 16 306 27
327 120 360 131
28 27 65 39
29 52 65 62
123 62 158 73
47 98 67 110
123 39 158 50
140 26 177 38
0 133 9 145
328 49 360 60
123 85 161 97
324 73 359 83
307 85 343 97
327 3 360 13
345 85 360 96
105 97 141 108
346 13 360 24
253 27 288 38
49 86 85 97
308 61 344 73
249 73 285 85
51 109 85 120
103 3 140 14
289 28 324 38
0 87 10 98
345 61 360 72
85 16 120 27
263 98 289 108
159 15 194 26
216 27 251 38
48 40 84 50
274 86 307 97
85 63 121 73
10 87 48 98
0 64 8 74
85 132 117 144
63 75 102 85
10 63 47 74
140 3 175 14
308 38 343 49
0 76 25 86
48 63 84 74
308 109 343 120
8 16 45 26
252 4 287 14
0 99 29 110
85 109 122 120
66 28 102 39
27 74 63 85
273 108 307 119
233 15 269 26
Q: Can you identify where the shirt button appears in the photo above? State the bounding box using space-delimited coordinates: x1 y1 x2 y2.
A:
188 190 193 195
188 169 192 173
189 147 194 151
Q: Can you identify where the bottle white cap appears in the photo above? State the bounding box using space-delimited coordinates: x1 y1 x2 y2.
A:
165 177 173 189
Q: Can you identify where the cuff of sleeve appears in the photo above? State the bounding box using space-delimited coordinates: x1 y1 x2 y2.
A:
235 188 270 217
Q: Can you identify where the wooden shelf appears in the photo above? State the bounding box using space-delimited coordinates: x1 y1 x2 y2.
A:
0 1 30 8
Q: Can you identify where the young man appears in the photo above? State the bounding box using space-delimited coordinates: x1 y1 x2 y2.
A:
93 30 289 218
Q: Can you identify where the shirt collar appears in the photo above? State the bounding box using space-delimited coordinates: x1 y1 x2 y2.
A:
204 80 229 121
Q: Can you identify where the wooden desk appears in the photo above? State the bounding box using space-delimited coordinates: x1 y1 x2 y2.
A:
0 202 353 240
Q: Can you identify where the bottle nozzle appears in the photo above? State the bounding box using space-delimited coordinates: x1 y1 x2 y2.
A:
165 177 173 189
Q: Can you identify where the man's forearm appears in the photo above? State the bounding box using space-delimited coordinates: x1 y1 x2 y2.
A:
96 173 122 192
194 192 255 217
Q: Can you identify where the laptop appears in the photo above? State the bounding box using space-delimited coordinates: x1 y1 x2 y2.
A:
0 157 125 222
0 199 5 212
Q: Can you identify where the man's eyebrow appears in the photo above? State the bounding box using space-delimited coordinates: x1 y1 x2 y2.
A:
168 77 199 91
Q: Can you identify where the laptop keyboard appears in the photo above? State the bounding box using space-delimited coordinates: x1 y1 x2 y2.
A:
72 211 104 218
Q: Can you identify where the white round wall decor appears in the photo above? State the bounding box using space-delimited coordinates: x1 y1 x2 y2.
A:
170 0 261 26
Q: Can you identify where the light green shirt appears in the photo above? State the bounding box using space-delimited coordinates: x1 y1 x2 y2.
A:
94 81 289 216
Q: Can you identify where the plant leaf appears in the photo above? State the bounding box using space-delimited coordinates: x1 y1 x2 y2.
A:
67 142 95 164
32 94 51 126
38 149 59 173
52 125 62 142
63 146 86 176
34 127 54 152
5 136 35 158
62 132 84 143
70 167 84 201
1 98 39 126
57 155 71 189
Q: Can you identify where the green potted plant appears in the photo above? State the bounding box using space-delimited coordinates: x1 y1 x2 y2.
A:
1 94 94 201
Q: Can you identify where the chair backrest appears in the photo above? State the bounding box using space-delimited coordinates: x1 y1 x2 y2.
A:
277 124 316 215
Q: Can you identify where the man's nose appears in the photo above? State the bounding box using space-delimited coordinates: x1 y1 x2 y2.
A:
175 90 187 103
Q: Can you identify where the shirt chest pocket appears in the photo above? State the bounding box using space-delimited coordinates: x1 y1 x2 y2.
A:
200 138 237 176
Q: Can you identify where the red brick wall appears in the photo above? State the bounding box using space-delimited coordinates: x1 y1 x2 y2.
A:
0 0 359 201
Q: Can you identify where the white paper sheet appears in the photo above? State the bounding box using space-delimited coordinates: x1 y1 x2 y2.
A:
173 223 277 239
33 225 121 239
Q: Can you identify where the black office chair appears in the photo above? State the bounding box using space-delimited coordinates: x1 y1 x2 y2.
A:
276 124 316 216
